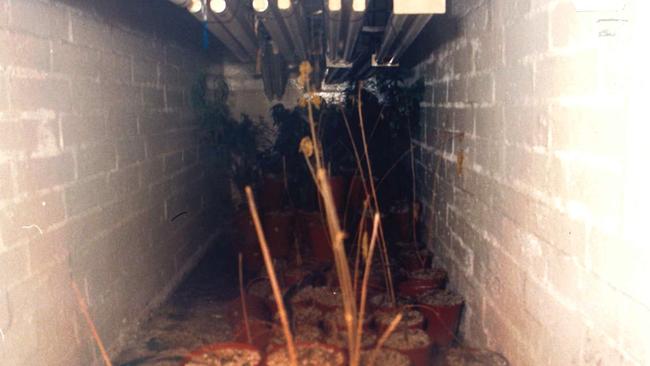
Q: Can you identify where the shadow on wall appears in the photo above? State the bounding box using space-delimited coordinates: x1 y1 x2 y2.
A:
52 0 223 58
400 0 461 68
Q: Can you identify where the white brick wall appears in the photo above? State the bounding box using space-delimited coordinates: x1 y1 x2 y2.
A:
0 1 227 364
414 0 650 364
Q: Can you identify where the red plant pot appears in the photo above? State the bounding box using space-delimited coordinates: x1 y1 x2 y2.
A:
283 268 310 288
234 211 264 271
263 211 294 258
389 209 413 242
374 307 425 334
301 211 333 264
390 343 433 366
400 253 432 272
259 176 286 212
419 302 463 347
183 342 262 366
398 269 448 298
317 176 348 212
232 319 273 351
347 174 366 213
265 342 346 366
227 294 270 327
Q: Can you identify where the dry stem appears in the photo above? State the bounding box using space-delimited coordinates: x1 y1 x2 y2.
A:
356 82 396 305
245 187 297 366
238 253 252 344
72 281 113 366
353 213 381 366
368 313 403 366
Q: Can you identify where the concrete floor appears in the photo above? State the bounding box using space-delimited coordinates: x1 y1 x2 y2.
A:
113 246 238 366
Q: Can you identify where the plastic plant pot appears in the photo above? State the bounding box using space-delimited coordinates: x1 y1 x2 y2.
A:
227 294 270 327
232 319 273 351
374 306 426 334
384 328 433 366
416 290 464 347
262 211 295 258
264 342 346 366
183 342 262 366
301 211 333 264
347 174 366 213
259 175 286 212
397 268 448 298
235 211 264 271
316 175 348 213
419 302 463 347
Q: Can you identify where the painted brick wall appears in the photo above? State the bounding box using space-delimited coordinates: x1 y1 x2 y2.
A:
413 0 649 364
0 1 228 364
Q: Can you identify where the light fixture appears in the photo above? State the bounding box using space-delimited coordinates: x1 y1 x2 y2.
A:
209 0 226 13
277 0 291 10
326 0 343 62
375 13 432 65
211 0 258 58
252 0 269 12
254 0 296 63
187 0 203 13
393 0 445 14
352 0 366 12
168 0 256 62
342 0 366 62
278 0 309 61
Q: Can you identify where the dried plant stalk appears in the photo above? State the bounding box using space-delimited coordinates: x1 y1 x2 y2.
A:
316 168 359 358
353 213 381 366
356 82 396 305
368 313 403 366
238 253 252 344
72 281 113 366
245 187 297 366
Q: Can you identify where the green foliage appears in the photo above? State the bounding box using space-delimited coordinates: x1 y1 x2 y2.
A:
342 72 425 206
192 74 263 194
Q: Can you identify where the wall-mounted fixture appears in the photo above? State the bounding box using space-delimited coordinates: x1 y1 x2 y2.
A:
326 0 367 65
211 0 258 58
375 14 432 66
254 0 309 65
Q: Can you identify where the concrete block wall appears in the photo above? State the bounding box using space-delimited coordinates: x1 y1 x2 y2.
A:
414 0 650 364
0 1 228 364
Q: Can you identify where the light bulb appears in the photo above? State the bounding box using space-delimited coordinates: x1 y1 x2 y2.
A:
210 0 226 13
187 0 202 13
352 0 366 11
252 0 269 12
328 0 341 11
278 0 291 10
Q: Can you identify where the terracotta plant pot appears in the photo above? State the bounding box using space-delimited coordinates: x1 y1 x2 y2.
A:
416 290 464 347
389 206 413 242
264 342 346 366
384 328 433 366
263 211 294 258
398 250 432 272
259 176 286 212
398 268 448 298
232 319 273 351
183 342 262 366
317 176 348 212
283 267 310 288
234 211 263 271
300 211 333 263
397 343 433 366
374 306 425 334
227 294 270 327
419 303 463 347
347 174 366 213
